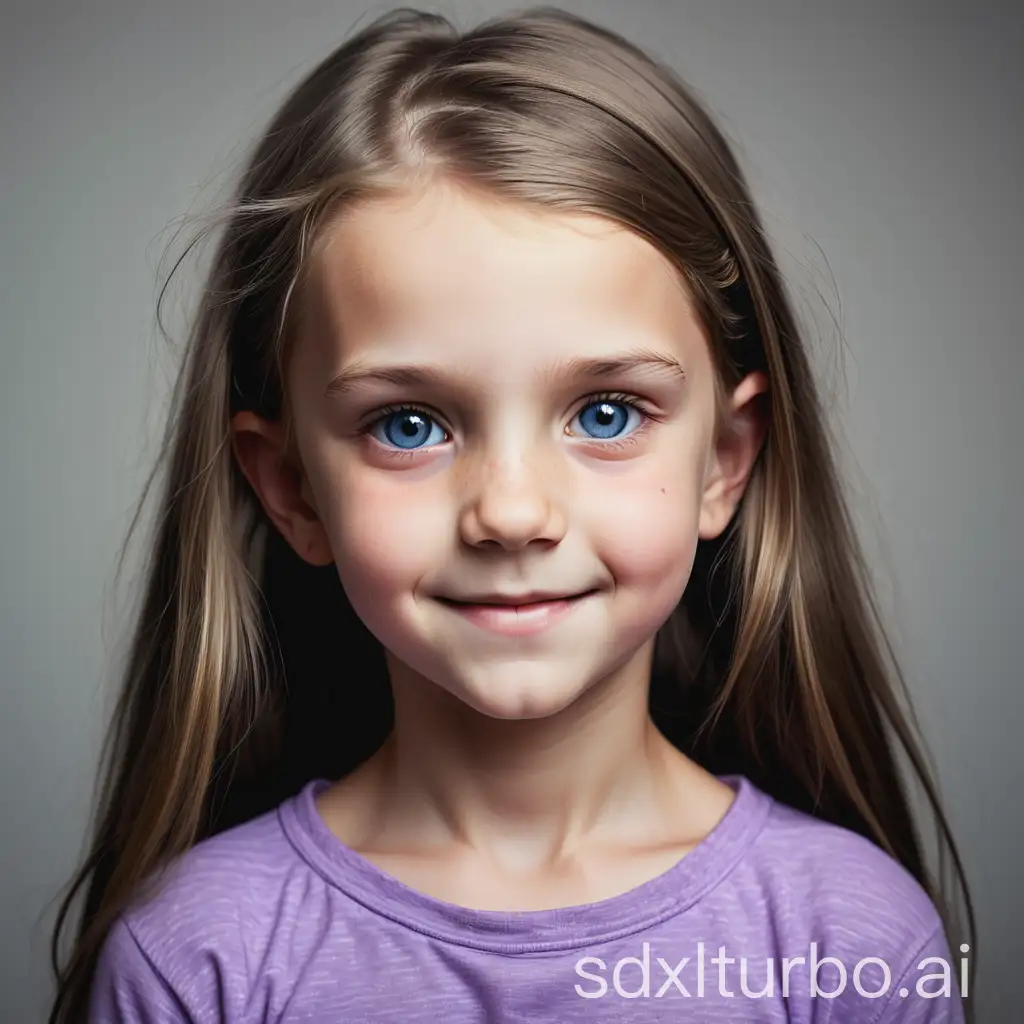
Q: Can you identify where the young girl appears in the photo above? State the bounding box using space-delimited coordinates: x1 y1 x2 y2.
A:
50 6 974 1022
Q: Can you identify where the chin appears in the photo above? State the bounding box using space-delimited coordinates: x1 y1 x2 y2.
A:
441 663 597 722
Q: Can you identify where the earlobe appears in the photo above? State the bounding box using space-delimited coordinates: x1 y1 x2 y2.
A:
698 466 738 540
230 411 334 567
698 371 769 540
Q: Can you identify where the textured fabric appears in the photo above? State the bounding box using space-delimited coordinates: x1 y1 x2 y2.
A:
89 776 965 1022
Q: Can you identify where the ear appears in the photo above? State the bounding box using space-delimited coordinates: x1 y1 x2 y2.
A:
230 411 334 566
698 371 769 540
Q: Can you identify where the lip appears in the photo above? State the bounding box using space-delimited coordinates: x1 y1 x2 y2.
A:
435 590 597 637
446 591 585 607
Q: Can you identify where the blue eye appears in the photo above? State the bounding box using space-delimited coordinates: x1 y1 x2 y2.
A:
367 398 645 450
572 399 643 440
370 409 448 450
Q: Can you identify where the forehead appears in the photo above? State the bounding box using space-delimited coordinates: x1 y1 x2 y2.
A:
302 182 702 365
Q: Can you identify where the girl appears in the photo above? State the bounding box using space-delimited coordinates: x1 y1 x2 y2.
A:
50 6 974 1022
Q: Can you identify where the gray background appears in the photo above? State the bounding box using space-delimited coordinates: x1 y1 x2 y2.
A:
2 0 1020 1019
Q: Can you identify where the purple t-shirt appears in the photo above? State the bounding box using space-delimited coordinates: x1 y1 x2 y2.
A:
88 776 965 1022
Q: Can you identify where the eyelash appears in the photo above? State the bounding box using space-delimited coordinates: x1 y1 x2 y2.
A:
568 392 658 449
359 392 658 456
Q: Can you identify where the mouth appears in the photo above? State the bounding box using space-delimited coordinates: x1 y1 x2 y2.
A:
433 589 599 636
436 589 598 609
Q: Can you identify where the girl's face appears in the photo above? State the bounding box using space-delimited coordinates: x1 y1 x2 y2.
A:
238 181 765 721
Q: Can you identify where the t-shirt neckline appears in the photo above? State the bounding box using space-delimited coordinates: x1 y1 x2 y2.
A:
278 773 771 954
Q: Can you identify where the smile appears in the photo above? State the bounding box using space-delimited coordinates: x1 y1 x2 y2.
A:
435 590 597 637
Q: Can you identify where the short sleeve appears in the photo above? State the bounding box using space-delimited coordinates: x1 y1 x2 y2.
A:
88 917 190 1023
867 926 967 1024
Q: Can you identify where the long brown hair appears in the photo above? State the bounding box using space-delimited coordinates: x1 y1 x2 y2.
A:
48 6 975 1020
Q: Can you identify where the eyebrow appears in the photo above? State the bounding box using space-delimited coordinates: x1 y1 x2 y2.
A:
325 347 687 396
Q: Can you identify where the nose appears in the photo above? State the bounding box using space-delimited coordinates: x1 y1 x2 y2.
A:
458 451 567 551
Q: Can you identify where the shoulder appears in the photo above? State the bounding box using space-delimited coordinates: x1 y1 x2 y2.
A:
750 792 943 942
131 797 302 937
89 796 314 1021
730 784 964 1019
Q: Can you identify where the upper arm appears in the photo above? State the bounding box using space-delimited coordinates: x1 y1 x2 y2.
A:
88 917 192 1024
831 926 967 1024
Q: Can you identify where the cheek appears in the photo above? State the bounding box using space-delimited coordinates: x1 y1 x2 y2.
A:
313 458 450 594
585 448 704 590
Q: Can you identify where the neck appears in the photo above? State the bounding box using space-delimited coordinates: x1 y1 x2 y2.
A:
358 640 707 870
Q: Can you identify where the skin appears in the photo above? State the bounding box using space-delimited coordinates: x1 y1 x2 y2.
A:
232 179 768 911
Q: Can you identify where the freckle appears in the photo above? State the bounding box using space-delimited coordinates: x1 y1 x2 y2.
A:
660 488 666 494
